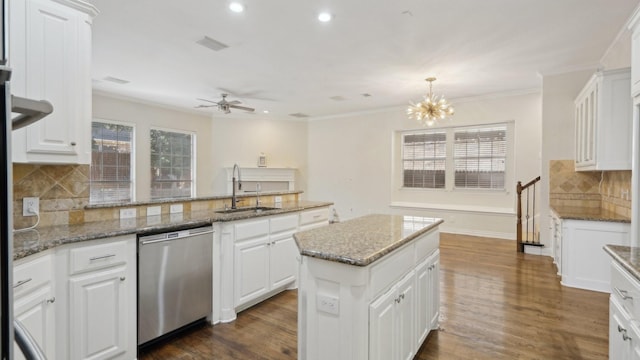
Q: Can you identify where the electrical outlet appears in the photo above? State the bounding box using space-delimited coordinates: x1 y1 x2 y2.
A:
170 204 183 214
119 208 136 219
147 206 161 217
317 294 339 315
274 196 282 203
22 197 39 216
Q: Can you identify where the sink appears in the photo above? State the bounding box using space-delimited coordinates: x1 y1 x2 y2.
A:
215 206 280 214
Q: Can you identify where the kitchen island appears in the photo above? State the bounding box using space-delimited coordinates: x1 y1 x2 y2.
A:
294 214 443 360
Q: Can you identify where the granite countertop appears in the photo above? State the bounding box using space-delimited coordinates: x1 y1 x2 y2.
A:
604 245 640 280
551 205 630 223
13 200 332 261
294 214 443 267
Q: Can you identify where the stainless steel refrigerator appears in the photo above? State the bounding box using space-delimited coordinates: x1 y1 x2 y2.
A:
1 2 53 358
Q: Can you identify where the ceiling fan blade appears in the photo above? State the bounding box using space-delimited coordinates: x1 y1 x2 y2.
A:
227 100 242 105
196 98 218 104
195 104 214 108
229 104 255 112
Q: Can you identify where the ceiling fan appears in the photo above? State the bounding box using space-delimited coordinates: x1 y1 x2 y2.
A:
195 93 255 114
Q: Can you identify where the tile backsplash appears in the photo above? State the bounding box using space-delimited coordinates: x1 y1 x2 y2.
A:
13 164 90 229
549 160 631 217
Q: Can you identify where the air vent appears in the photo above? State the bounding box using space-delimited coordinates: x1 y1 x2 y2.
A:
329 95 346 101
103 76 130 84
361 93 372 97
289 112 310 118
196 36 229 51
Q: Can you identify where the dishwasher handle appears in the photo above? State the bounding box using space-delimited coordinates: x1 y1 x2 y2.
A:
140 229 214 246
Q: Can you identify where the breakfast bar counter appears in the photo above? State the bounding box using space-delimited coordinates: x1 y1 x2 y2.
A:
294 214 443 360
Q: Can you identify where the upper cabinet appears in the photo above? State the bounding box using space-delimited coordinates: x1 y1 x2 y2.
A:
574 68 632 171
9 0 98 164
630 10 640 97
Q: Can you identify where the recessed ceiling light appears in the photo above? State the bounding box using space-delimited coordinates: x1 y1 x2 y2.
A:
318 12 332 22
263 110 269 114
229 2 244 13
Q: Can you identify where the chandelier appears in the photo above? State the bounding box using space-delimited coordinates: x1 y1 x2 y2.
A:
407 77 454 126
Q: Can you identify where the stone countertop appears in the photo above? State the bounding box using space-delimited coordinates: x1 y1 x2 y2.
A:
604 245 640 280
551 205 630 223
294 214 443 267
13 200 333 261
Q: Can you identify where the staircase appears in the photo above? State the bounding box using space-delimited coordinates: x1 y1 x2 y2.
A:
517 176 541 252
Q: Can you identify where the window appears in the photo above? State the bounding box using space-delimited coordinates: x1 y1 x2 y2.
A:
400 122 509 191
90 121 134 204
454 126 506 189
402 131 446 188
150 129 194 199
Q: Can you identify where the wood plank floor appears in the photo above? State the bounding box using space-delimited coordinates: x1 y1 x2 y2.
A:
139 233 609 359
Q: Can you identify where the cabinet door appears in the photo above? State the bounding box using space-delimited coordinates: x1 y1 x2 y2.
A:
610 297 632 360
235 237 270 306
428 253 440 330
369 286 396 360
69 266 128 360
269 231 297 289
415 259 430 346
14 285 55 360
396 271 416 360
632 28 640 97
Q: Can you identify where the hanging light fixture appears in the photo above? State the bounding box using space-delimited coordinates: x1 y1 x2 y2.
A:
407 77 454 126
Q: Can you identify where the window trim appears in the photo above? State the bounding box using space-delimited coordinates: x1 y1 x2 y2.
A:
90 118 136 204
398 121 513 193
149 126 196 199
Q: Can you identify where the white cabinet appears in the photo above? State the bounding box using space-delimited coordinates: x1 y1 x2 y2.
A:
299 208 330 231
234 214 299 309
56 235 136 360
609 260 640 360
369 271 415 360
9 0 97 164
416 249 439 348
574 68 632 171
559 218 629 292
13 253 56 360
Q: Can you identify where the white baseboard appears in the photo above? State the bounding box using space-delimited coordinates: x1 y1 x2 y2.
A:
442 227 514 240
523 244 553 257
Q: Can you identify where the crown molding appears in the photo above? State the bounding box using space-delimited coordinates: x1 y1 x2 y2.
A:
92 89 211 118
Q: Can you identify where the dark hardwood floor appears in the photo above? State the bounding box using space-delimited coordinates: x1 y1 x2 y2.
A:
139 233 609 359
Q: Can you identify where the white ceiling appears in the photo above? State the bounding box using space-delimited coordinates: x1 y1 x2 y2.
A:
88 0 639 119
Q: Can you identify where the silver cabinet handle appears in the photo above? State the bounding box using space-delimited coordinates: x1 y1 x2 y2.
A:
70 141 76 146
619 325 626 333
395 297 401 304
13 278 32 288
614 287 633 300
120 277 126 281
89 254 116 261
46 297 55 304
623 333 632 341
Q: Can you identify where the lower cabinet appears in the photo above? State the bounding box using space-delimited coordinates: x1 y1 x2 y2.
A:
370 271 416 360
56 235 137 360
609 260 640 360
234 214 299 308
416 249 440 347
13 253 56 360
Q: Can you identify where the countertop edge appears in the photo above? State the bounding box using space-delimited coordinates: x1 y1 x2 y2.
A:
604 245 640 280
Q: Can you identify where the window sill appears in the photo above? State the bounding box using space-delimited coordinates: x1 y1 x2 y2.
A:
390 201 515 215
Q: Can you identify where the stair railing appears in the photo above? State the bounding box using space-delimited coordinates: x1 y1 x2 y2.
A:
516 176 541 252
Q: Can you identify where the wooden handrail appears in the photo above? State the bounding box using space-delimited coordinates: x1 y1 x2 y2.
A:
516 176 541 252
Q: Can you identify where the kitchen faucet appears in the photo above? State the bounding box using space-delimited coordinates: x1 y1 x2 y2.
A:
231 164 242 209
255 183 261 208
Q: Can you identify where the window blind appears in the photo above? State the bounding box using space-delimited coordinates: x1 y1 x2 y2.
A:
453 126 506 189
90 122 134 204
402 132 446 189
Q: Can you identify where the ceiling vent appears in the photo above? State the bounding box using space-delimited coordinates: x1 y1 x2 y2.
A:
196 36 229 52
329 95 346 101
289 112 310 118
361 93 372 97
103 76 130 84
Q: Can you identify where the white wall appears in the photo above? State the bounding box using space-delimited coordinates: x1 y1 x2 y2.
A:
307 92 542 238
92 93 214 200
209 116 309 196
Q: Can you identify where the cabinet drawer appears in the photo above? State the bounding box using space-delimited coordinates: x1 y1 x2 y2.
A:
300 208 329 225
370 244 413 298
13 254 53 297
69 240 128 275
611 261 640 318
235 219 269 241
270 214 299 233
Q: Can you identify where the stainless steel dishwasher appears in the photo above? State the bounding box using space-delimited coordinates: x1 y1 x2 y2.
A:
137 226 213 347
